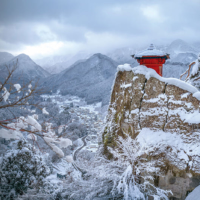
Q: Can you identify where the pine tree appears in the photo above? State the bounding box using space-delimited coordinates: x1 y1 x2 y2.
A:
0 140 51 197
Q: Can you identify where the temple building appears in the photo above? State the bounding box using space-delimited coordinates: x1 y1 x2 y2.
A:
132 44 170 76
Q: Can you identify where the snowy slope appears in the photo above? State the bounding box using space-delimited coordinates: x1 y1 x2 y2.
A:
0 54 50 84
166 39 197 58
163 53 198 79
0 52 14 65
42 53 118 105
108 47 138 66
162 40 199 79
185 185 200 200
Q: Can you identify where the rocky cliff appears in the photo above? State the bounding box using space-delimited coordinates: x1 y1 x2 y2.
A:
103 65 200 200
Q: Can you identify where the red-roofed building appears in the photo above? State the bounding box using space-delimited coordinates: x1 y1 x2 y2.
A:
132 44 170 76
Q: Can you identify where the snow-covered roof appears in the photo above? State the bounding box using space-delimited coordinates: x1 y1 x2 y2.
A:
134 44 167 58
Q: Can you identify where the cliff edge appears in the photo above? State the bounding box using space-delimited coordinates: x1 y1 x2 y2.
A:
103 64 200 200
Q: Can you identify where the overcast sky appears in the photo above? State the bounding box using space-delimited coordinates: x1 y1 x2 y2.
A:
0 0 200 59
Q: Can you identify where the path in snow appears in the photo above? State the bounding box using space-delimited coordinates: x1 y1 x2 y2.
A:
73 136 87 161
71 136 88 176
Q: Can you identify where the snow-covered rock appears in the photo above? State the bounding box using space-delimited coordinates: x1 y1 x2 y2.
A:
103 65 200 199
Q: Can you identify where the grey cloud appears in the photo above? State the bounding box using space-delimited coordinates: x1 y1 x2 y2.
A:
0 0 200 56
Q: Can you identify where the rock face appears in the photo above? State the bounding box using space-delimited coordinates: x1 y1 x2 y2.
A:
103 65 200 200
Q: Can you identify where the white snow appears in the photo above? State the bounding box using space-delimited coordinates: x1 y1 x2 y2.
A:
120 83 132 89
193 92 200 101
141 107 167 116
58 126 64 134
26 115 42 131
42 107 49 115
44 136 65 157
28 84 32 88
136 128 200 164
191 60 200 76
183 111 200 124
134 44 166 58
13 84 21 93
117 64 132 72
56 138 72 148
132 76 138 81
131 109 139 114
0 128 23 140
185 185 200 200
2 87 10 102
65 155 74 163
143 94 167 103
118 65 199 95
27 133 37 141
181 92 190 99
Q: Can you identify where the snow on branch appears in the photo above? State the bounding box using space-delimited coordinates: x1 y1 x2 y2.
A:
13 83 21 93
42 107 49 115
0 64 72 159
109 134 172 199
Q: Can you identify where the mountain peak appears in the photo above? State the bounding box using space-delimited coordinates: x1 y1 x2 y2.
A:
0 52 14 65
90 53 114 62
15 53 32 61
166 39 197 57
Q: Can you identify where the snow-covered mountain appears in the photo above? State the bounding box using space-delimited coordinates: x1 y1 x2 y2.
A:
0 54 50 84
107 47 138 66
163 52 198 79
166 39 197 58
0 52 14 65
162 40 199 79
42 53 118 105
193 41 200 52
169 52 198 64
35 51 92 74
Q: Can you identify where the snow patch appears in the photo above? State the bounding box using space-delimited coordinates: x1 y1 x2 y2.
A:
193 92 200 101
65 155 74 163
42 107 49 115
181 92 190 99
13 84 21 93
185 185 200 200
120 83 132 89
26 115 42 131
135 49 166 58
136 128 200 163
27 133 37 141
0 128 23 140
2 87 10 102
117 64 132 72
191 60 200 76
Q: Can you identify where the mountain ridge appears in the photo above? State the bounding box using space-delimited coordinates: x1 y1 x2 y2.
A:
42 53 118 105
0 53 50 84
